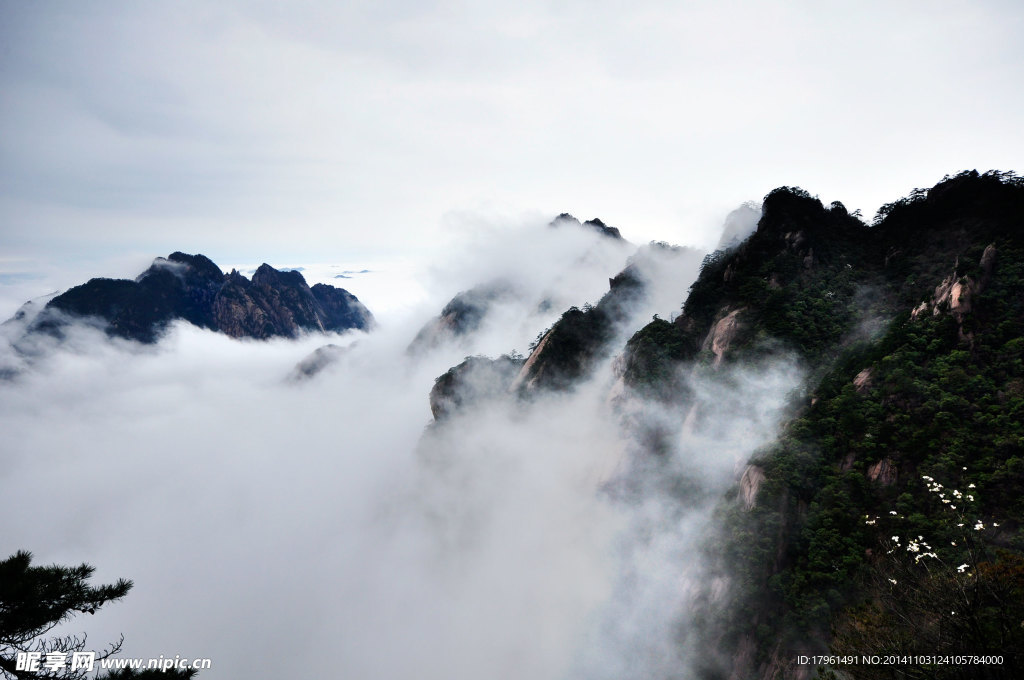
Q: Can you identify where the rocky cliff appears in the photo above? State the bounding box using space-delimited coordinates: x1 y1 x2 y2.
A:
24 252 374 343
426 170 1024 679
429 354 523 420
616 170 1024 679
550 212 625 240
511 241 703 393
407 280 516 355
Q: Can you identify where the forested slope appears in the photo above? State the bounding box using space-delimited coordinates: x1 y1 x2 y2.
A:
620 170 1024 679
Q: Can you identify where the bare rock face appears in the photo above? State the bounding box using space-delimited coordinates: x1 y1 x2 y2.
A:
931 272 975 321
867 457 898 486
949 280 972 316
703 308 744 368
311 284 372 331
853 367 874 394
729 635 757 680
782 230 808 252
740 464 766 510
215 264 335 339
509 330 553 393
25 253 374 343
510 263 647 394
931 274 954 315
923 245 998 325
980 241 997 269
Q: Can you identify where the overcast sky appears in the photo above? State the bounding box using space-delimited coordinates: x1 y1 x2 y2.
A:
2 0 1023 301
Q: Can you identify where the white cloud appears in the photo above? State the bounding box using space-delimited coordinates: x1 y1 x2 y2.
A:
0 212 798 678
3 1 1021 266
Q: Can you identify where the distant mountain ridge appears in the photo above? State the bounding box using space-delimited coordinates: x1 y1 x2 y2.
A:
22 252 374 343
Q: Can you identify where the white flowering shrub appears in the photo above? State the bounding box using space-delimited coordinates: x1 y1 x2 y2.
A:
825 470 1024 679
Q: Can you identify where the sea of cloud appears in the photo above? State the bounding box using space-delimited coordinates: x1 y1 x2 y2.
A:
0 212 798 679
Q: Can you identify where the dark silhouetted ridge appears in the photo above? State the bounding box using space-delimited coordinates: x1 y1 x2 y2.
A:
27 253 374 343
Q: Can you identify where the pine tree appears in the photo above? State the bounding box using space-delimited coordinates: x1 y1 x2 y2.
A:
0 551 195 679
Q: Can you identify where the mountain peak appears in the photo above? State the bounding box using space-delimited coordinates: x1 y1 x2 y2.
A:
17 253 374 343
550 213 624 240
582 218 622 239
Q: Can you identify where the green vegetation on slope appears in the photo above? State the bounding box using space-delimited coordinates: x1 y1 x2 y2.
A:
620 170 1024 678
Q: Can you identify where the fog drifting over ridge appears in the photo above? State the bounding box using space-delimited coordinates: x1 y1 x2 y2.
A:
1 213 795 678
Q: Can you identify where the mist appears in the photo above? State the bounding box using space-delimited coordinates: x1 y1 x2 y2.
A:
1 215 797 679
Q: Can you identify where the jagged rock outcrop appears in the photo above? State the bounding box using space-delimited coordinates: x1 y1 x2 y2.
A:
853 367 874 393
429 354 523 420
508 241 704 395
620 186 879 396
931 272 974 320
702 308 745 368
508 330 554 393
581 217 622 240
550 213 624 240
407 281 515 355
311 284 374 330
510 263 645 393
909 244 998 324
409 213 635 359
22 252 374 343
739 464 765 510
288 344 350 382
866 457 898 486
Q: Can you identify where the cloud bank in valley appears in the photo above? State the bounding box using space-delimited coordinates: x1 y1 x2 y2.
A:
2 214 796 678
